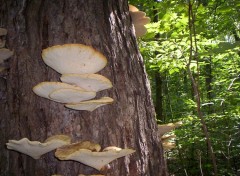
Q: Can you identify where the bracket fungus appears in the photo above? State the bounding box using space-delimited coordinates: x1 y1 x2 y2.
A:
129 4 139 12
129 4 150 37
158 121 182 136
130 11 146 21
6 135 71 159
161 135 177 151
55 142 135 171
49 88 96 104
65 97 114 112
60 73 112 92
161 134 176 143
0 48 14 63
33 82 90 101
33 43 113 111
162 142 176 150
42 44 107 74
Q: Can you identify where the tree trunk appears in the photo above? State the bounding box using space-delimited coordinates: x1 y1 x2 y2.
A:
154 72 164 121
205 57 213 114
0 0 167 176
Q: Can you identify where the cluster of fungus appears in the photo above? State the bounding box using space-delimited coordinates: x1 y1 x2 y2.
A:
0 28 13 72
33 44 114 111
158 121 182 150
6 43 136 174
129 5 151 37
6 4 152 173
6 136 135 173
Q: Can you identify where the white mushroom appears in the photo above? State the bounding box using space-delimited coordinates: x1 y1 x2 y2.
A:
130 11 146 22
162 142 176 150
161 134 176 143
6 135 71 159
129 4 150 37
60 73 112 92
129 4 139 12
158 121 182 136
33 82 86 100
65 97 114 112
0 48 14 63
133 24 147 38
133 17 151 25
55 144 135 171
49 88 96 104
42 44 107 74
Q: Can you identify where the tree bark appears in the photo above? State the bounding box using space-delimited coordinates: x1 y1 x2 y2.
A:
154 72 164 121
0 0 167 175
205 57 213 114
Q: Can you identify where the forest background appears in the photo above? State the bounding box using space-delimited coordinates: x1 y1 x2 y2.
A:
129 0 240 175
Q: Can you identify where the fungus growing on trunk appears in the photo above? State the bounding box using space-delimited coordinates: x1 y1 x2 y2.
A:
158 121 182 136
65 97 114 112
42 44 107 74
6 135 71 159
33 82 87 100
0 48 14 63
55 142 135 171
129 4 139 12
129 4 150 37
162 142 176 150
60 73 112 92
161 134 176 143
161 135 177 151
33 44 113 111
49 88 96 104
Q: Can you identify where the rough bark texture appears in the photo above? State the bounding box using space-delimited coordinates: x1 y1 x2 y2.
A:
0 0 167 175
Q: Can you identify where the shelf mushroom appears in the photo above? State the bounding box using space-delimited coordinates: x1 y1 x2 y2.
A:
33 82 96 103
55 142 135 171
33 43 114 111
0 48 14 64
129 4 151 37
49 88 96 104
6 135 71 159
162 142 176 150
161 134 177 151
161 134 176 143
42 44 107 74
158 121 182 136
65 97 114 112
60 73 112 92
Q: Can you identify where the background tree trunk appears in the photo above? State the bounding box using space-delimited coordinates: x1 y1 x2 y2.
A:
0 0 167 176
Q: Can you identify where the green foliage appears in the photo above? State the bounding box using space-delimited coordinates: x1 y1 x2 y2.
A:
130 0 240 175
